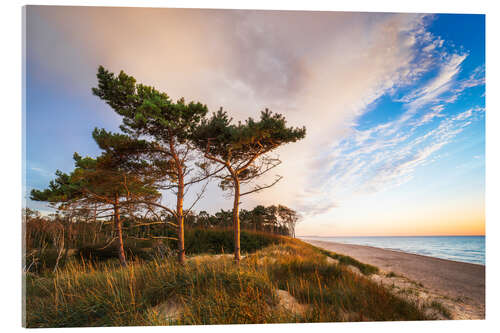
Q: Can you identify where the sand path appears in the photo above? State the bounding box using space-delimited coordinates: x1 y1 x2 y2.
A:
303 239 485 318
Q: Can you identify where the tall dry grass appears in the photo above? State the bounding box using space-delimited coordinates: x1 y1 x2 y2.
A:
25 237 433 327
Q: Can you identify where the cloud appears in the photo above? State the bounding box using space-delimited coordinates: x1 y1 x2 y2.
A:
396 53 467 109
292 40 484 217
453 66 486 93
414 104 446 126
26 8 484 223
30 167 46 174
28 164 53 179
308 103 484 217
243 13 451 210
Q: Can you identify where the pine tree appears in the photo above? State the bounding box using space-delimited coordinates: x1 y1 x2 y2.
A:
92 66 215 264
192 108 306 262
31 131 164 266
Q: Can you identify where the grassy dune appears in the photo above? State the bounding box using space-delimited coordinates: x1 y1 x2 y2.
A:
25 234 437 327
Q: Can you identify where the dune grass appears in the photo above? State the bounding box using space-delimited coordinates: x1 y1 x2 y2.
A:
313 246 379 275
25 235 434 327
428 300 452 319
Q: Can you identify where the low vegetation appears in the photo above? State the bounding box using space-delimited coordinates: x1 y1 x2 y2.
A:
25 231 438 327
428 300 452 319
25 228 283 273
314 247 379 275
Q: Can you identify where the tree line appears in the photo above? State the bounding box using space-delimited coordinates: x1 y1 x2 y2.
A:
24 204 298 251
30 66 306 266
187 205 299 237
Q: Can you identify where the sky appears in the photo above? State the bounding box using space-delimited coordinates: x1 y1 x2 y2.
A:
24 6 485 237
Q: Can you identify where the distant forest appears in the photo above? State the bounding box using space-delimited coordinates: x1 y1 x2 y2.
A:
24 204 299 251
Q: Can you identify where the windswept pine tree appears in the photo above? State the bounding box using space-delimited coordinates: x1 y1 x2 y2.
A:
277 205 300 238
192 108 306 262
92 66 217 264
31 130 165 266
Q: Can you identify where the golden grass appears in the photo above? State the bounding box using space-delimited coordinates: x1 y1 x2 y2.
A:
25 238 435 327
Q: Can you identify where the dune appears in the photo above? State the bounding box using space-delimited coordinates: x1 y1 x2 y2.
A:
303 239 485 319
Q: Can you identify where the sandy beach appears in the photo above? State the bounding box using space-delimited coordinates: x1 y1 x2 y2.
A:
303 239 485 319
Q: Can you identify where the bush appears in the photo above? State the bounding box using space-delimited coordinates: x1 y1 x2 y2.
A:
71 229 285 264
25 249 63 273
184 228 283 255
77 243 150 262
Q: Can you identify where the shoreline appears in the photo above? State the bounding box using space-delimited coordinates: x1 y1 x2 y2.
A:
299 237 485 266
299 236 485 266
303 239 485 319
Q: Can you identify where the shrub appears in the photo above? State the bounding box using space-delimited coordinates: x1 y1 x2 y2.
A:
76 243 150 262
184 228 283 254
74 229 284 263
24 249 63 273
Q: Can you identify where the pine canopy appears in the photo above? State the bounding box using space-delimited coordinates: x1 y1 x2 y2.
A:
92 66 208 142
192 108 306 166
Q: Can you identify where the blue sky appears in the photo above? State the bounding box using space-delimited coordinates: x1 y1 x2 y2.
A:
24 7 485 236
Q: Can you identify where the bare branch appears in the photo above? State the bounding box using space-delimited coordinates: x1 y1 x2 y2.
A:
183 165 225 186
125 200 177 217
129 221 165 228
236 144 277 172
97 237 118 250
240 175 283 196
127 236 178 241
184 180 209 215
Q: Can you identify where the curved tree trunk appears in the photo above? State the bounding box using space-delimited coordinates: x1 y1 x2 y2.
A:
114 197 127 267
62 217 71 264
177 179 185 265
169 137 186 265
232 176 241 263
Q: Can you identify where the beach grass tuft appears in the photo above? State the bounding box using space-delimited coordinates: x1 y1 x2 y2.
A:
386 271 399 278
311 245 379 275
429 300 452 319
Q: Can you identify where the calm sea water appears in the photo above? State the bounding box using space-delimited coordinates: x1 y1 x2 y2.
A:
300 236 485 265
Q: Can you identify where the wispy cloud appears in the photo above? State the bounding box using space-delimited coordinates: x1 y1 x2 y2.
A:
284 13 484 217
394 53 467 118
29 165 52 178
302 100 484 217
282 16 485 217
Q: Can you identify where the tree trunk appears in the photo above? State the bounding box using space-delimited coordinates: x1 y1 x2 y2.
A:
93 204 98 243
177 177 186 265
169 137 186 265
114 197 127 267
52 225 64 273
62 218 71 264
232 176 241 263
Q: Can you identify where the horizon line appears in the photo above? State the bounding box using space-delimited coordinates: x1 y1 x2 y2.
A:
297 234 486 238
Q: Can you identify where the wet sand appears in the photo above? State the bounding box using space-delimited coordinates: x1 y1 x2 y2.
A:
303 239 485 318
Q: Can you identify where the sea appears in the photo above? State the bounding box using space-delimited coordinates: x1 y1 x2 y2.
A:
299 236 485 265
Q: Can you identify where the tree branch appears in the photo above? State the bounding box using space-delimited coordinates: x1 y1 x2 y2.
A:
240 175 283 196
184 180 209 215
125 200 177 217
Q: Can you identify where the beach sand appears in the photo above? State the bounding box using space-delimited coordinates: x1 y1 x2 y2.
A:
303 239 485 319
